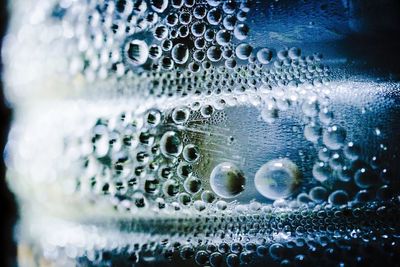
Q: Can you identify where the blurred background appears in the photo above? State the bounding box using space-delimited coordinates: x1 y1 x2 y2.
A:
0 0 17 266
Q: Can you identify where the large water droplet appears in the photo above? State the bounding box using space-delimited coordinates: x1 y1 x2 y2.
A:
210 162 245 198
254 158 301 200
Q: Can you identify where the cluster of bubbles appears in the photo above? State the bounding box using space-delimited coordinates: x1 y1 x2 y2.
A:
57 0 260 87
7 0 330 99
4 0 400 266
72 104 221 213
35 198 400 267
69 78 397 218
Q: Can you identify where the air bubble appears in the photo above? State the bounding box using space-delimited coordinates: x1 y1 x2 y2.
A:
195 251 209 265
201 190 216 203
261 106 278 124
328 190 349 206
200 104 214 118
207 8 222 25
150 0 168 13
235 43 253 60
216 30 231 46
210 162 246 198
166 13 178 26
194 38 206 50
191 21 206 37
222 15 236 31
148 45 162 59
256 48 273 64
162 179 179 196
206 252 222 267
312 162 331 182
344 142 361 161
234 24 249 40
288 47 301 59
184 176 202 194
161 39 173 51
354 167 379 188
255 158 301 200
160 56 174 70
145 109 162 126
160 131 183 157
193 5 207 19
309 186 328 203
153 25 168 40
171 43 189 64
204 29 215 41
177 162 192 179
322 125 346 150
171 0 184 8
223 1 236 14
172 107 190 124
207 46 222 62
304 123 321 143
127 39 149 66
182 144 200 163
277 49 288 60
179 11 192 25
269 243 284 260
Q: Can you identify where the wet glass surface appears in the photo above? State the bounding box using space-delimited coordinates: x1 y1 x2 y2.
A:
2 0 400 266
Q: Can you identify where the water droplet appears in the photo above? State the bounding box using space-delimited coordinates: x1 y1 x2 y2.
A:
171 43 189 64
354 167 379 188
201 190 216 203
312 162 331 182
127 39 149 66
207 46 222 62
201 104 214 118
150 0 168 13
210 162 245 198
145 109 162 126
288 47 301 59
195 250 209 265
191 21 206 37
216 30 231 46
328 190 348 206
309 186 328 203
234 23 249 40
172 107 190 124
256 48 273 64
322 125 346 150
207 8 222 25
160 131 183 157
235 43 253 60
255 158 301 200
183 144 200 162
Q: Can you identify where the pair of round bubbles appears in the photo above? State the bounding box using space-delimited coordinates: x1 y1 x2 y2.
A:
210 158 301 200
